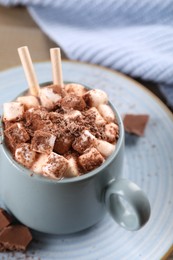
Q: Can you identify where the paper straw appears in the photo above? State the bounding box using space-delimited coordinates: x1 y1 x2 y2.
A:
18 46 40 96
50 48 63 87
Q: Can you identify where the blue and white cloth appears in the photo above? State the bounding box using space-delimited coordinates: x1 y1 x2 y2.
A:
1 0 173 108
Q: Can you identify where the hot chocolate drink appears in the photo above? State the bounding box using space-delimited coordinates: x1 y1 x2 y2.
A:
3 83 119 179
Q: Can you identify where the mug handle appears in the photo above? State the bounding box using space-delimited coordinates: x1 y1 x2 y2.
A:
104 179 151 231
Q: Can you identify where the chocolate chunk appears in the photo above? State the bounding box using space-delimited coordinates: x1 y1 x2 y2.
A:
0 224 32 252
0 209 13 231
54 135 73 154
123 114 149 136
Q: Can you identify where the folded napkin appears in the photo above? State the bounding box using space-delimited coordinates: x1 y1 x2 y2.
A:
1 0 173 108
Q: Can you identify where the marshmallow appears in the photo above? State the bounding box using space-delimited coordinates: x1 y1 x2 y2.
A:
72 130 96 154
16 96 40 110
65 83 86 96
47 84 65 96
97 104 115 123
83 89 108 107
87 107 106 126
26 119 53 135
39 86 62 110
39 120 54 134
78 147 105 172
31 153 49 174
25 107 48 121
104 123 119 143
42 152 69 179
65 157 79 177
24 107 49 131
3 102 24 121
15 143 36 168
24 107 53 134
64 110 82 121
95 139 115 158
31 130 56 154
48 112 63 123
61 94 86 111
4 123 30 147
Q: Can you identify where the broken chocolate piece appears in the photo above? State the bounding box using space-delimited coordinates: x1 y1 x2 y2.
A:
123 114 149 136
0 209 13 231
0 224 32 252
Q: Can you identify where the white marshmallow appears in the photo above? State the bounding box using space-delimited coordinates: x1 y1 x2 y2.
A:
105 123 119 143
64 110 82 121
15 143 36 168
65 83 86 96
72 130 96 154
31 130 56 154
26 107 48 120
42 152 69 179
97 104 115 123
84 89 108 107
95 139 115 158
31 154 49 174
39 87 61 110
81 130 96 142
16 96 40 109
88 107 106 126
3 102 24 121
65 157 79 177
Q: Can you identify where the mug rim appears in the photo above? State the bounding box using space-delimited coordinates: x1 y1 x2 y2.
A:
0 82 124 184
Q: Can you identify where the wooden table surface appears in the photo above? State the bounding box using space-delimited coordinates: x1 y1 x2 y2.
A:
0 5 172 259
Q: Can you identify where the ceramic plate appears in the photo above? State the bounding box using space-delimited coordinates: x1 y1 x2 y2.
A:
0 61 173 260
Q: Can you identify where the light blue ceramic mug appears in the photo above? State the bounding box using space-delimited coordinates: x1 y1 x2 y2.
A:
0 84 150 234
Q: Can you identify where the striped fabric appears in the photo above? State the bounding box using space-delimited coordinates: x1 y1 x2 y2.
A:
1 0 173 107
